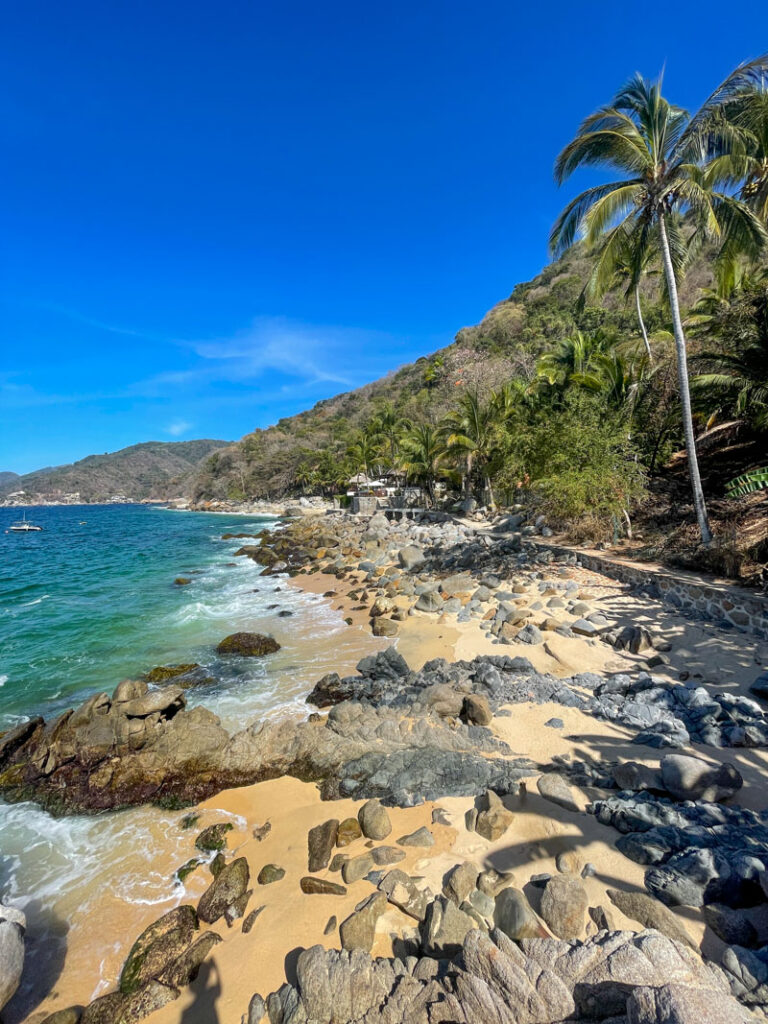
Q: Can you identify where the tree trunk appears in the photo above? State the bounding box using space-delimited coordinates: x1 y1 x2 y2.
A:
658 213 712 545
485 475 495 509
635 285 653 364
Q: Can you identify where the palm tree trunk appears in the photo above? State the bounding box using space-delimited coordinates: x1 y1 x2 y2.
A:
485 475 495 509
658 213 712 545
635 285 653 364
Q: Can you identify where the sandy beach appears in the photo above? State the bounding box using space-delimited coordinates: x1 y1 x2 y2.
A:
16 513 767 1024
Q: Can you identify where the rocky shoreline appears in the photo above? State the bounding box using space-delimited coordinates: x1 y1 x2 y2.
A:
4 508 768 1024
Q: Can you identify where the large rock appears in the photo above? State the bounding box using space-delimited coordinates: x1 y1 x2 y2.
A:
119 905 198 994
475 790 514 841
0 904 25 1012
197 858 250 924
80 980 179 1024
494 887 548 940
422 896 477 957
607 889 696 949
308 819 339 872
262 928 746 1023
216 633 280 656
358 799 391 840
415 591 443 613
659 754 742 803
539 875 588 939
339 892 387 952
443 863 480 906
537 772 580 812
379 870 431 921
398 546 425 570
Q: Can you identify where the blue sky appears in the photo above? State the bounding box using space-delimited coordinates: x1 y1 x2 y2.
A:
2 1 767 473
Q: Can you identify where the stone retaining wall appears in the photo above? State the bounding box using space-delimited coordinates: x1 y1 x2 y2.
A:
534 541 768 640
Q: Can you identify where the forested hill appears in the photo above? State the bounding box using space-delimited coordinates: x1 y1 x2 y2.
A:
191 243 713 501
2 440 230 503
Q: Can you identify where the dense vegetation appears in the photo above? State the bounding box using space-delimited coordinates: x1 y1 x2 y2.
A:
2 440 230 503
193 57 768 577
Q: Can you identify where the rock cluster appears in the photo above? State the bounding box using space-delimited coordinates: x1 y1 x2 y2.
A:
258 928 751 1023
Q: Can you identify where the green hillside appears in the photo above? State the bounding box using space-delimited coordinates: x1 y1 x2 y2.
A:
191 243 713 502
4 440 230 503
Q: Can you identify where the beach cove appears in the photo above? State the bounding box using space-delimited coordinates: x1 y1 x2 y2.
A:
2 506 768 1024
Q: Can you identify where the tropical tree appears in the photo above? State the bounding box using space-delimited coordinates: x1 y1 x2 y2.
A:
706 72 768 225
442 390 501 506
399 424 447 505
550 61 768 544
347 431 381 482
536 331 608 390
693 334 768 431
368 402 409 471
581 228 659 362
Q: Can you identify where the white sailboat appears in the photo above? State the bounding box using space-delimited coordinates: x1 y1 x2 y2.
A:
8 512 43 532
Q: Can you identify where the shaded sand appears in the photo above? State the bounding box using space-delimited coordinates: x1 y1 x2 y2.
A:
22 554 768 1024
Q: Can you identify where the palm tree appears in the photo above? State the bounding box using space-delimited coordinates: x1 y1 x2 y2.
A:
399 424 446 505
572 350 644 413
368 402 408 472
693 335 768 431
551 62 768 544
582 228 659 362
706 73 768 225
442 390 500 507
536 331 607 390
347 431 380 482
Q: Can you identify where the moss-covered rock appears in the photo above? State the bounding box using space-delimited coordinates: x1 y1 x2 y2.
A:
119 905 198 995
195 822 233 852
216 633 280 657
175 859 203 884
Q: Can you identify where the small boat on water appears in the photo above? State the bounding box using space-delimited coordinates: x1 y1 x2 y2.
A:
8 513 43 533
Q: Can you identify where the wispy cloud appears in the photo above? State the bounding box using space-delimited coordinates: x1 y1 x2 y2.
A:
165 419 192 437
131 316 399 398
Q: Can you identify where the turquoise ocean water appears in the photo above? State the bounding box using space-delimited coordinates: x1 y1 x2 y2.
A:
0 504 381 1019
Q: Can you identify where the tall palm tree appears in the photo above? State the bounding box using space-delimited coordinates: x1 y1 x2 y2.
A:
551 62 768 544
706 73 768 225
581 228 659 362
399 424 446 506
442 390 500 507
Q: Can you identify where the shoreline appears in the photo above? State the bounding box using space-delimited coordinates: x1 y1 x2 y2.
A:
7 509 768 1024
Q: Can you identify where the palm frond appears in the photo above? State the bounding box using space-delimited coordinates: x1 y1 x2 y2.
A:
726 466 768 497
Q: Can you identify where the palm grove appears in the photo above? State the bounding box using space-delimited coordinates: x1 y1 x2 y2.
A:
203 57 768 548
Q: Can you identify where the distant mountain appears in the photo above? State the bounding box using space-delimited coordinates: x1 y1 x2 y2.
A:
1 440 230 503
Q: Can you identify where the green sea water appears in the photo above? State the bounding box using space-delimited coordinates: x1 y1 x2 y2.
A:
0 503 382 1020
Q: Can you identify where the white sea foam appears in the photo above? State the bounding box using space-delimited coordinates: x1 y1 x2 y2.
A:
0 675 7 687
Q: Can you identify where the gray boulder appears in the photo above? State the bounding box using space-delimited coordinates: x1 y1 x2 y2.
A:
537 772 580 813
494 887 548 940
540 875 588 939
0 904 25 1013
659 754 742 803
398 546 425 570
339 892 387 952
607 889 696 949
358 799 392 840
422 896 476 957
